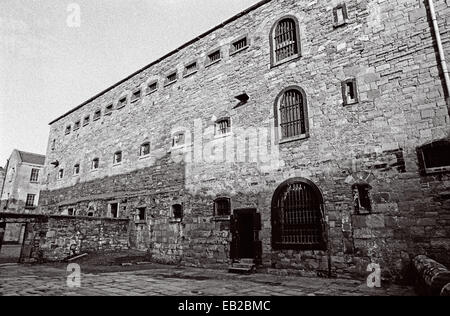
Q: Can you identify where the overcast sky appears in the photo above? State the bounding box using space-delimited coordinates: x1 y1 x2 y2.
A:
0 0 261 166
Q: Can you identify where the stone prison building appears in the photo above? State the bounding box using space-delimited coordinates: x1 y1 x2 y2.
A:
36 0 450 280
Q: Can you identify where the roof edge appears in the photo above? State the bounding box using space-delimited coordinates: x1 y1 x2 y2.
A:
49 0 273 125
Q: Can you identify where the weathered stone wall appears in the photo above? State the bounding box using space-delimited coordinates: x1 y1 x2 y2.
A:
0 214 129 262
41 0 450 279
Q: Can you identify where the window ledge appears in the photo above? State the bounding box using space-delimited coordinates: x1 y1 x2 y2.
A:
229 45 249 56
183 70 198 78
93 118 101 122
113 163 122 167
116 105 126 110
164 80 177 87
271 54 301 68
130 99 140 104
169 218 183 224
30 181 39 184
139 155 151 160
343 100 359 106
423 167 450 175
333 20 349 28
104 112 112 116
213 216 231 222
279 134 309 145
72 174 80 178
135 220 147 224
205 59 221 68
146 90 157 96
214 133 232 140
90 169 99 173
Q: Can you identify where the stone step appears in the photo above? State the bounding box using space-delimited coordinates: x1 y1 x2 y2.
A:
228 266 255 274
239 258 255 264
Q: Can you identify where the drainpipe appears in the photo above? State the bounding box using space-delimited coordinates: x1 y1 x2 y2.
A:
427 0 450 112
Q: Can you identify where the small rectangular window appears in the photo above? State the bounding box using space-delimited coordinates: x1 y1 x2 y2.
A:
206 49 221 66
131 88 141 103
172 132 185 148
93 109 101 121
68 208 74 216
419 141 450 174
342 79 358 105
147 81 158 94
51 139 56 151
25 194 36 208
30 168 40 182
65 125 71 135
165 72 178 86
230 36 249 55
353 184 372 214
109 202 119 218
114 151 123 164
73 121 81 131
92 158 99 170
58 169 64 179
140 143 151 157
184 61 198 77
333 4 349 27
105 104 114 115
83 115 90 126
137 207 146 221
117 96 128 109
215 118 231 136
73 164 80 175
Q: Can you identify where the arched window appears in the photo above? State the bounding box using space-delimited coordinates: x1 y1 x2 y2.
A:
271 178 325 250
271 16 301 66
274 87 309 141
214 198 231 216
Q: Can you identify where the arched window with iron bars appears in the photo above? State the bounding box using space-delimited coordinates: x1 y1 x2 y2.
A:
271 178 326 250
274 87 309 142
271 16 301 66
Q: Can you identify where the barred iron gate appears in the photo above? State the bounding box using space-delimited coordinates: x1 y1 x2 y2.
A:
272 179 326 251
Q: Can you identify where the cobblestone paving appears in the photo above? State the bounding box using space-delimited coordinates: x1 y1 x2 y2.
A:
0 264 416 296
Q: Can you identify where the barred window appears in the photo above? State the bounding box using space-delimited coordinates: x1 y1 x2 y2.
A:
214 198 231 216
172 132 185 148
131 88 141 102
93 109 101 121
165 72 177 86
275 87 308 141
105 104 114 115
140 142 150 157
147 81 158 94
65 125 71 135
73 121 81 131
25 194 36 208
83 115 90 126
215 118 231 136
207 49 221 66
92 158 99 170
184 61 198 77
113 151 123 164
117 96 127 109
30 168 39 182
272 179 325 250
271 17 300 65
230 36 249 55
73 164 80 175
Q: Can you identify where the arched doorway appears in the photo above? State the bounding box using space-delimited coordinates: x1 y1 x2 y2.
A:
271 178 326 250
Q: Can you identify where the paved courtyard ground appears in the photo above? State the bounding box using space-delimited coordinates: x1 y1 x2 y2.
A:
0 263 416 296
